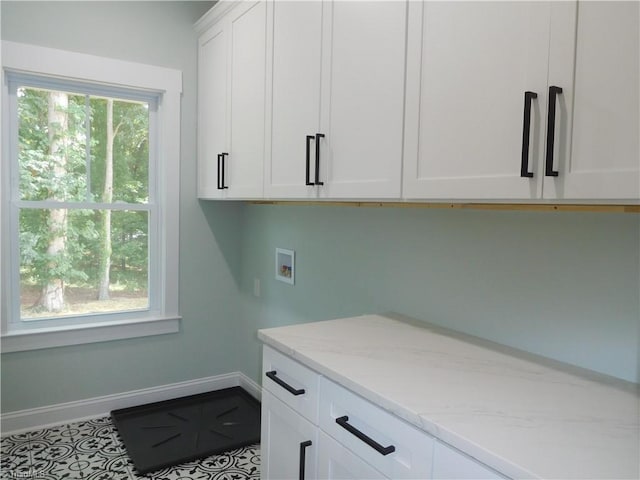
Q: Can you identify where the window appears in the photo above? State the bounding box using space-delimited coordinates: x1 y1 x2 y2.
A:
1 42 182 352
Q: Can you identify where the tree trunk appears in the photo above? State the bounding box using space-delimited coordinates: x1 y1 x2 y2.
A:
38 91 68 312
98 99 114 301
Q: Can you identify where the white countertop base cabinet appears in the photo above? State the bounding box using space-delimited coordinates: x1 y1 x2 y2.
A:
261 390 318 480
432 441 505 480
317 431 386 480
258 315 639 479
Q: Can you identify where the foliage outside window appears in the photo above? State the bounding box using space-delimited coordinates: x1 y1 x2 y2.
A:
12 78 156 323
5 72 160 329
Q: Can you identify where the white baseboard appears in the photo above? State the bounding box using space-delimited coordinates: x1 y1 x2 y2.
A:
1 371 262 435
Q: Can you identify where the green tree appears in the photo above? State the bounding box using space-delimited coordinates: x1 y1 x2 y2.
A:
18 87 149 316
18 89 90 312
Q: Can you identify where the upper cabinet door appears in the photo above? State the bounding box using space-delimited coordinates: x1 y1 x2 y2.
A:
264 1 323 199
403 2 551 200
544 1 639 200
319 0 406 199
197 20 228 199
226 1 267 199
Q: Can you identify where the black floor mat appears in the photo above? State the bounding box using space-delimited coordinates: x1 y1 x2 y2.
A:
111 386 261 474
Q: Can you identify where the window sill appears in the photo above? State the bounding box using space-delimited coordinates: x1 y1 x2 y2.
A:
0 315 181 353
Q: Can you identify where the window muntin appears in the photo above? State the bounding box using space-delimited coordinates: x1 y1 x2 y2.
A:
8 74 158 324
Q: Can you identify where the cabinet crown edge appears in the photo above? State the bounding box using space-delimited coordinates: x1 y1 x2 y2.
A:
195 0 243 34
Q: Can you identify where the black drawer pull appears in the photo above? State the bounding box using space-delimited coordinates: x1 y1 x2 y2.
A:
545 86 562 177
314 133 324 186
520 91 537 178
265 370 305 396
299 440 312 480
305 135 315 186
335 415 395 456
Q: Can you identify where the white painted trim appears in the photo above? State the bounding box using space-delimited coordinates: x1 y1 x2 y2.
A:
1 41 182 94
1 372 262 435
1 316 181 353
239 372 262 402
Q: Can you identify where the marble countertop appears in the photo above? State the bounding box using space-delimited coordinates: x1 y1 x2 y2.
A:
257 314 639 479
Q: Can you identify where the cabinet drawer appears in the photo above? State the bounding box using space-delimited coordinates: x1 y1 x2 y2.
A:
433 440 506 480
262 345 320 424
319 377 433 479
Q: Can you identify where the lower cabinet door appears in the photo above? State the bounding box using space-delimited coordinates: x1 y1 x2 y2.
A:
261 390 318 480
432 441 506 480
317 431 387 480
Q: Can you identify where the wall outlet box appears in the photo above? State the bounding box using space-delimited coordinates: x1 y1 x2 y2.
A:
275 248 295 285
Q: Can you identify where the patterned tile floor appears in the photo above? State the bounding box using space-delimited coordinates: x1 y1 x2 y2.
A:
1 416 260 480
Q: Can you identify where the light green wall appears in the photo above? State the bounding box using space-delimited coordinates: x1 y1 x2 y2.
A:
238 205 640 383
0 1 248 413
2 1 638 416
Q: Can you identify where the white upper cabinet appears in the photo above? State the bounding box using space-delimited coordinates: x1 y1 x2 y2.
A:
403 1 551 200
199 0 638 203
404 0 639 202
265 0 407 199
197 20 227 199
318 1 406 199
197 1 266 199
545 1 639 200
264 0 323 199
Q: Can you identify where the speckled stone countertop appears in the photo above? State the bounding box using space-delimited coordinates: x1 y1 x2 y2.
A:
257 314 639 479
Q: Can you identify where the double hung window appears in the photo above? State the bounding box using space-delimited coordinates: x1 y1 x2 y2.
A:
1 42 181 351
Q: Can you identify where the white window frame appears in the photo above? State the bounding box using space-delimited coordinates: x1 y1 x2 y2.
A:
1 41 182 352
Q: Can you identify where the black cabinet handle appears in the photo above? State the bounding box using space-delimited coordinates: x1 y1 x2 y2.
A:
220 152 229 189
335 415 395 456
299 440 312 480
265 370 305 396
314 133 324 186
305 135 315 186
218 153 229 190
217 154 222 190
545 86 562 177
520 91 537 178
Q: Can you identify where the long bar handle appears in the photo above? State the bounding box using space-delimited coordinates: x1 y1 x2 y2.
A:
520 91 537 178
305 135 315 186
335 415 395 456
545 86 562 177
217 154 222 190
219 153 229 189
299 440 312 480
314 133 325 186
265 370 305 396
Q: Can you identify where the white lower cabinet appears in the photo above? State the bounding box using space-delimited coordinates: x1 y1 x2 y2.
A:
432 441 505 480
261 346 506 479
261 390 318 480
317 431 386 480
